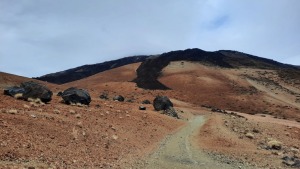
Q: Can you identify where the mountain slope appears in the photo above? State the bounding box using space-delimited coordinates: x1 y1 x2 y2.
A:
35 55 149 84
133 48 298 90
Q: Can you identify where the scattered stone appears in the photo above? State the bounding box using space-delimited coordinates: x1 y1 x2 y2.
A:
61 87 91 105
267 140 282 150
112 135 118 140
142 100 151 104
211 108 222 113
30 114 37 118
282 156 300 167
139 106 146 110
291 147 299 154
75 114 81 119
54 109 60 114
69 110 76 114
7 109 18 114
113 95 124 102
245 133 254 139
126 99 134 103
99 92 109 100
23 104 30 109
21 81 53 103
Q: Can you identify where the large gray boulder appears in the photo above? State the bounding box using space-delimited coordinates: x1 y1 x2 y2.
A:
4 86 25 97
61 87 91 105
21 81 53 103
153 96 173 111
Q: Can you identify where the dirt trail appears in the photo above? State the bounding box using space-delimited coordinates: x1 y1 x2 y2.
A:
142 115 251 169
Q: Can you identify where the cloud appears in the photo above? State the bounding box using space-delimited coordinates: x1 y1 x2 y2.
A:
0 0 299 77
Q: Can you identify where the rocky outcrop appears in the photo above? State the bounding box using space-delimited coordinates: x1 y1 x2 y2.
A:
61 87 91 105
21 81 53 103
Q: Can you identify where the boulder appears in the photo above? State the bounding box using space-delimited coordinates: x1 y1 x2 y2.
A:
142 100 151 104
153 96 178 118
99 92 109 100
61 87 91 105
153 96 173 111
21 81 53 103
3 86 25 97
113 95 124 102
139 106 146 110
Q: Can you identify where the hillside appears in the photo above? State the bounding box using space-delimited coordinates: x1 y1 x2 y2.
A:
134 48 298 90
36 48 298 86
1 49 300 168
35 55 149 84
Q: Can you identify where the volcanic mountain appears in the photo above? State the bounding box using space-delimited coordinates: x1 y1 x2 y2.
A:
1 48 300 168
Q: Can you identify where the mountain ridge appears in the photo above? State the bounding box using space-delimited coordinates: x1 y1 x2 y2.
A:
34 55 149 84
134 48 298 89
35 48 299 85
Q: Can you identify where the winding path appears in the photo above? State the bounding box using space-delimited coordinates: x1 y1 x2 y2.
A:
143 116 246 169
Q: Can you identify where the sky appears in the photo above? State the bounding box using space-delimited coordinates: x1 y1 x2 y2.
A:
0 0 299 77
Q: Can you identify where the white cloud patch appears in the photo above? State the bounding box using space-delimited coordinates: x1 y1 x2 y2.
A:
0 0 299 77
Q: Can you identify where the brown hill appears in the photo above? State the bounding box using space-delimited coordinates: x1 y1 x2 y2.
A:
1 58 300 168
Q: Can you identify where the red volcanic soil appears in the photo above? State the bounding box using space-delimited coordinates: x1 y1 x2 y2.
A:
159 61 300 121
0 62 300 168
0 69 184 168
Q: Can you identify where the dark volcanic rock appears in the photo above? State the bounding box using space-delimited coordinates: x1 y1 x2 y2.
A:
142 100 151 104
139 106 146 110
61 87 91 105
153 96 179 118
99 92 109 100
153 96 173 111
3 86 25 97
21 81 53 103
113 95 125 102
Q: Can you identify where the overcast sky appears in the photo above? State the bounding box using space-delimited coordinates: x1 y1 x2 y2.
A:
0 0 299 77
